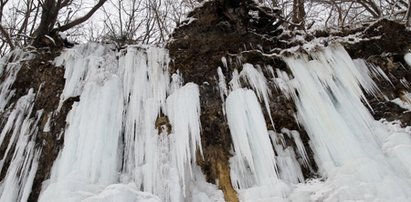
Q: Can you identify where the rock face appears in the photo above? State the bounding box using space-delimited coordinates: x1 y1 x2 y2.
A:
0 0 411 202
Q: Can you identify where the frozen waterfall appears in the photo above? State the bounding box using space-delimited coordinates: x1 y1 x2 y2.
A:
0 43 410 202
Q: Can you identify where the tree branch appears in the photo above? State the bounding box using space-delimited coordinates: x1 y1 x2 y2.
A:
56 0 107 32
0 24 15 50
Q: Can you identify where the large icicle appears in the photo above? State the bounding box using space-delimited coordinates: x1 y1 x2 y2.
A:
226 88 288 201
166 83 203 182
239 63 275 128
55 43 116 108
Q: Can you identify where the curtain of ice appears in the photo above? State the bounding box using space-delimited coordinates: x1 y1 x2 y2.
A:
226 88 290 201
38 44 124 201
281 44 411 201
225 63 307 201
37 44 211 202
120 46 203 201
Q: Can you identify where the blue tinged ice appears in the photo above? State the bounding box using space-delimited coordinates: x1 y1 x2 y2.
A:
3 41 411 202
55 43 116 107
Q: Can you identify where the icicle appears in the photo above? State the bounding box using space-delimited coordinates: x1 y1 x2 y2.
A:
43 112 52 132
269 131 304 184
39 76 124 201
360 60 393 86
281 129 310 168
273 68 293 99
266 65 275 79
0 44 221 202
239 63 275 128
55 43 116 109
229 69 241 91
226 89 280 191
166 83 203 183
169 71 183 94
217 67 228 114
120 46 172 201
221 57 228 70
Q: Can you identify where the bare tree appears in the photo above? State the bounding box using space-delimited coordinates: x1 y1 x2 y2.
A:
98 0 198 46
32 0 108 47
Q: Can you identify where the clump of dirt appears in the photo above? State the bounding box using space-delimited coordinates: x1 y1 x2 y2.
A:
155 115 172 134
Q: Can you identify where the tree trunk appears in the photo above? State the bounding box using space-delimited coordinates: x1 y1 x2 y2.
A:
406 0 411 26
32 0 59 47
291 0 305 30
